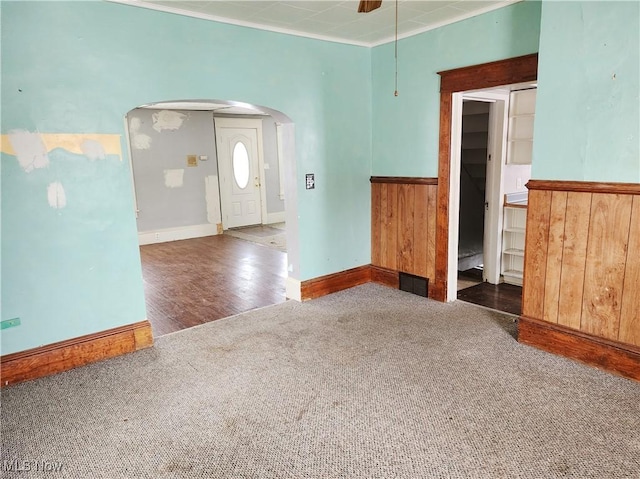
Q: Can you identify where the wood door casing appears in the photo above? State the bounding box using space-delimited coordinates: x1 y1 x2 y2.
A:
435 54 539 301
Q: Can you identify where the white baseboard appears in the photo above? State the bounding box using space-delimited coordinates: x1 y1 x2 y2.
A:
139 223 219 245
285 277 301 302
265 211 286 225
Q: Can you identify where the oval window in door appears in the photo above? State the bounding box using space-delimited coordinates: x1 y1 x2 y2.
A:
232 141 250 189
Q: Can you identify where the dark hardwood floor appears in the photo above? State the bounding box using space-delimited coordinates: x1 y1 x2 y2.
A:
457 280 523 316
140 235 287 337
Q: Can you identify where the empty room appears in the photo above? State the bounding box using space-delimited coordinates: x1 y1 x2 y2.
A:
1 1 638 477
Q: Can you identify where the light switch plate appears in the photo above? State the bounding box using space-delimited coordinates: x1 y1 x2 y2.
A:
305 174 315 189
187 155 198 167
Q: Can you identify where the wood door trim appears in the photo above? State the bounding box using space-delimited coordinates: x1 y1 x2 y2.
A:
519 315 640 381
527 179 640 195
438 53 539 93
434 53 539 302
370 177 438 185
1 320 153 387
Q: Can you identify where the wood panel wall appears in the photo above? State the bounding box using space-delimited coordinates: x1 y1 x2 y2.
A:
371 177 438 291
520 180 640 380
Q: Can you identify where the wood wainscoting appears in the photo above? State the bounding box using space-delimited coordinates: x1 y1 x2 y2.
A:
520 180 640 380
370 177 438 298
1 320 153 387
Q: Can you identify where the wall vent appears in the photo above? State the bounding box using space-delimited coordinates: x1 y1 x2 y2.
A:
399 272 428 298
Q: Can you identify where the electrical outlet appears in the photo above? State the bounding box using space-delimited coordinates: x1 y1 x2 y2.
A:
516 177 522 190
1 318 21 330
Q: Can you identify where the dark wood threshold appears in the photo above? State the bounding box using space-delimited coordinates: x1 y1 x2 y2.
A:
1 320 153 387
518 315 640 381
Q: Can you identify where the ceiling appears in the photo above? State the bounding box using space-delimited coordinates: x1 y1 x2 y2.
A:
116 0 520 46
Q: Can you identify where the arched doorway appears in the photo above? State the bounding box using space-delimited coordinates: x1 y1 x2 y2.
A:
123 99 300 335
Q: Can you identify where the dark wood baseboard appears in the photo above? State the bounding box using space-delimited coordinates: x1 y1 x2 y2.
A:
1 320 153 387
301 265 372 301
518 315 640 381
371 265 399 288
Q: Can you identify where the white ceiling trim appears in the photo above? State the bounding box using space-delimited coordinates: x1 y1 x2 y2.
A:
369 0 521 47
108 0 522 48
108 0 371 47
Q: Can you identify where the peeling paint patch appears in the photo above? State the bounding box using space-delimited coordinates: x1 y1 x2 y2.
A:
129 116 152 150
205 175 222 224
7 130 50 172
152 110 187 132
164 169 184 188
1 133 122 160
80 139 106 161
47 181 66 209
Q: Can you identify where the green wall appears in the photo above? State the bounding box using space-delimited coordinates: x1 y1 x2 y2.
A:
532 1 640 182
1 1 372 355
371 1 542 177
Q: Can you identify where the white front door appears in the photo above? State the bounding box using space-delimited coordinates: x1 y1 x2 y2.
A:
215 119 263 229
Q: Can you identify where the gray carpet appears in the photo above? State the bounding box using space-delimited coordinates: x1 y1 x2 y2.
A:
2 284 639 478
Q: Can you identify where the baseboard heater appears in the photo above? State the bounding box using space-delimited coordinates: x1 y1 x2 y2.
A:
399 272 428 298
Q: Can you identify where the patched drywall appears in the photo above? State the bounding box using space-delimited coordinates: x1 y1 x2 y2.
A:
1 132 123 210
163 169 184 188
152 110 187 132
128 109 219 233
47 181 66 209
81 139 106 161
1 132 122 161
205 175 222 225
128 117 152 150
5 130 50 172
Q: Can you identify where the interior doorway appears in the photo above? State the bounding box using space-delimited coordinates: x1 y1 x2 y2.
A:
457 100 491 283
435 54 538 305
123 99 299 336
448 84 536 315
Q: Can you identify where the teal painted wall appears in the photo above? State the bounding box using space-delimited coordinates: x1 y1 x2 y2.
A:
371 1 542 177
532 1 640 182
1 1 372 354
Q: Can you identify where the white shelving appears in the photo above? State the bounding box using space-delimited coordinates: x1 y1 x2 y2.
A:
502 205 527 285
506 89 536 165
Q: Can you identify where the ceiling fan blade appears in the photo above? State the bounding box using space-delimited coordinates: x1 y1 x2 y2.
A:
358 0 382 13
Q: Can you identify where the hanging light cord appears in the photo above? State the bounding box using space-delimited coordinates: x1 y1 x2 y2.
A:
394 0 399 97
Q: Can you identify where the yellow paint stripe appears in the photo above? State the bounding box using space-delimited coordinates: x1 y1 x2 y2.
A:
0 134 122 159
